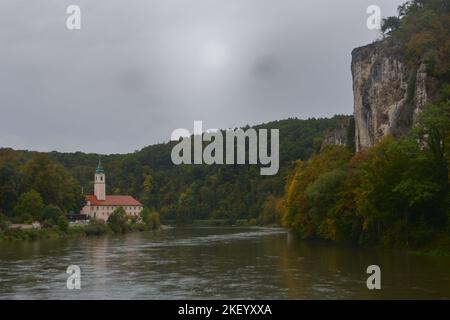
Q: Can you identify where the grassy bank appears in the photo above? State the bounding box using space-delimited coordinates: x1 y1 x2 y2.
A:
0 219 161 242
0 227 68 242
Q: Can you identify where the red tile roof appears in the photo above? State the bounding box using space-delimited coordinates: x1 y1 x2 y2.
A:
86 195 142 206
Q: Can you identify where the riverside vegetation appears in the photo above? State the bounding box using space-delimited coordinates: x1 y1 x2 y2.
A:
0 0 449 254
0 116 349 232
281 0 450 254
0 116 348 241
0 205 161 242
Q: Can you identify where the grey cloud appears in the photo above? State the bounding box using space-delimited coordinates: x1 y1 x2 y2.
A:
252 55 280 79
0 0 405 154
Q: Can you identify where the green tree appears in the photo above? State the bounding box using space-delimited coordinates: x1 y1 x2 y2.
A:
382 16 401 35
176 185 196 223
140 207 161 230
21 154 82 212
0 150 21 216
283 145 353 238
356 135 447 247
141 174 154 206
143 175 153 193
414 103 450 168
305 168 349 240
41 205 68 231
85 220 109 236
13 190 44 223
107 207 129 233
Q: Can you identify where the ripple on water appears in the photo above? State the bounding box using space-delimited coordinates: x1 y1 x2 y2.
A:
1 227 450 299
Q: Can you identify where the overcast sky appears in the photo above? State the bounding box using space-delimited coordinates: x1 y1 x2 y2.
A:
0 0 404 154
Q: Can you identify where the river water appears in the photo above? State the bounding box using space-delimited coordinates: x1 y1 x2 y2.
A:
0 226 449 299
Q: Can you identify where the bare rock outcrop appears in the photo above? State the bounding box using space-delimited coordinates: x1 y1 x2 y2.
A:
351 42 428 151
321 118 352 150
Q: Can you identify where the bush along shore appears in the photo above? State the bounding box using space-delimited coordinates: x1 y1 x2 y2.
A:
0 207 161 242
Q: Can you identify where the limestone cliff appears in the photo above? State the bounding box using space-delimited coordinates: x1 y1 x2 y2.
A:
351 42 428 151
321 117 352 150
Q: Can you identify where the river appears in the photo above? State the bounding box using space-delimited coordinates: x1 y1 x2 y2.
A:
0 226 449 299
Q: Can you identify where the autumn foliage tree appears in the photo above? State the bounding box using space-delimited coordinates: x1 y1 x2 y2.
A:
282 100 449 248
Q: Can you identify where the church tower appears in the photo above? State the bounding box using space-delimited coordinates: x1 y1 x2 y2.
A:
94 159 106 200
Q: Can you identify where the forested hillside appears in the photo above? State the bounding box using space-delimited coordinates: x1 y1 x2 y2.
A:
0 116 350 224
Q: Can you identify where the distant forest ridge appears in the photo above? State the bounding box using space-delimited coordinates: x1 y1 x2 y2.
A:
0 115 352 222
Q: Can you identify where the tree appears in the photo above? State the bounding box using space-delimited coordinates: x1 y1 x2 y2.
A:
41 205 68 231
398 0 450 17
143 175 153 193
305 168 348 240
21 154 82 213
260 195 284 225
140 207 161 230
107 207 129 233
356 135 447 247
283 145 353 238
142 174 154 206
414 103 450 168
385 0 450 80
381 16 401 35
0 150 21 215
176 185 196 223
13 190 44 223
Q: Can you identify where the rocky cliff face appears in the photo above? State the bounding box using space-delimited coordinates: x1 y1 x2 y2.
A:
321 126 347 148
351 42 428 151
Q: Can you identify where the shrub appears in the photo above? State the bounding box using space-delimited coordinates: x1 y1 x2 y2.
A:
85 220 109 236
41 205 68 230
107 207 129 233
56 215 69 232
140 208 161 230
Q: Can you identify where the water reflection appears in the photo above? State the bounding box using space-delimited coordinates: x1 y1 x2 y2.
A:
0 226 449 299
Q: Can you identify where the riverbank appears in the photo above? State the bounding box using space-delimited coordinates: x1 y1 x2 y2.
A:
407 234 450 257
1 219 448 258
0 217 262 242
0 221 164 242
